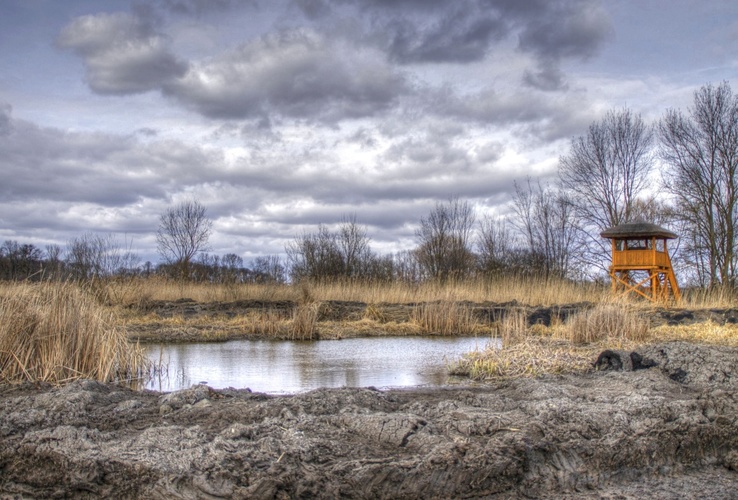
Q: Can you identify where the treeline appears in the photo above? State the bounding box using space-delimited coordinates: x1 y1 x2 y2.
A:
0 236 287 284
4 81 738 288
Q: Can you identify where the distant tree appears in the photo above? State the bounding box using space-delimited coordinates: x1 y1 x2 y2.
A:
286 216 377 281
559 107 655 269
44 244 64 280
252 255 286 284
156 200 213 280
414 197 476 281
0 240 44 280
66 233 139 281
660 81 738 286
476 215 516 276
512 179 578 278
286 225 344 281
336 214 373 278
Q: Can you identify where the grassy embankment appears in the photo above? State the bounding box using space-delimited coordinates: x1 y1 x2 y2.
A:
110 275 605 341
1 277 737 384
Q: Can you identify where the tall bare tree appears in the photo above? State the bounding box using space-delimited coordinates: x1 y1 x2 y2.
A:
66 233 139 281
512 179 578 278
156 200 213 279
415 197 476 281
476 215 515 276
660 81 738 286
286 217 376 281
559 107 655 268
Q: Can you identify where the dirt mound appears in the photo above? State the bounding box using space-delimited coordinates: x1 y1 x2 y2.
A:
2 341 738 498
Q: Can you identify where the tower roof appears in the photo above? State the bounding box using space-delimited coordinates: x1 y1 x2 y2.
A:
600 222 677 240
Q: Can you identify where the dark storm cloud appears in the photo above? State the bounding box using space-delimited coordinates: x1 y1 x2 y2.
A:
57 0 610 124
355 0 611 87
378 7 508 64
57 10 188 94
164 29 409 122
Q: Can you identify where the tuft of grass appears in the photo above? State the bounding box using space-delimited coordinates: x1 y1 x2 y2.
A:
650 321 738 346
497 309 529 346
411 301 480 335
450 338 596 379
564 302 650 344
246 309 286 337
0 282 147 384
290 303 319 340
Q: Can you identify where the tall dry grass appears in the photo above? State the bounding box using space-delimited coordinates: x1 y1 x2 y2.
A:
98 275 607 307
0 282 147 384
564 302 650 344
411 301 480 335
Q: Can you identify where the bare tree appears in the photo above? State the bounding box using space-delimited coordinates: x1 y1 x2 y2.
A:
415 197 476 281
66 233 139 281
252 255 286 283
559 107 655 268
156 200 213 280
660 81 738 286
286 217 376 281
512 179 578 278
0 240 44 280
476 215 515 275
337 214 373 278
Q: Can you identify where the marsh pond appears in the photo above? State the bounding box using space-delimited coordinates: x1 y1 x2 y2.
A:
143 336 491 392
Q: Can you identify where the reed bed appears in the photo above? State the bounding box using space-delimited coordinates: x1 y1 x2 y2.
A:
411 301 481 335
565 302 650 344
0 282 147 384
91 275 608 308
452 301 652 380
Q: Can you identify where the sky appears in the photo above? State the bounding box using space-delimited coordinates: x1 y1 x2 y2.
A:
1 0 737 265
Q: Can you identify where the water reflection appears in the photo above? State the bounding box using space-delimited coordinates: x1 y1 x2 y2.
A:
145 336 493 394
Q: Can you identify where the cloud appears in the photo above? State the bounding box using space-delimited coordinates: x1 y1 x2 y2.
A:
164 29 409 122
158 0 246 16
379 6 508 64
0 103 13 136
355 0 612 88
516 0 613 90
57 11 188 94
0 113 225 210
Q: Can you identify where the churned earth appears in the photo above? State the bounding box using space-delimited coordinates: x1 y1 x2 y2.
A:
2 341 738 498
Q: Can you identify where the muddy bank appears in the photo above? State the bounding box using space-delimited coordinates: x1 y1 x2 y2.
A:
126 298 738 343
2 341 738 498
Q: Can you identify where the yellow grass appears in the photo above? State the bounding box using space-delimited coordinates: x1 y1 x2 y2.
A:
95 275 607 307
411 301 482 335
0 282 147 384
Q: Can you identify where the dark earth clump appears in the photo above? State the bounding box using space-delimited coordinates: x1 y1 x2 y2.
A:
2 341 738 498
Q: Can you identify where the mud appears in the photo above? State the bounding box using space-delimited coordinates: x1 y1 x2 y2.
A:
2 341 738 498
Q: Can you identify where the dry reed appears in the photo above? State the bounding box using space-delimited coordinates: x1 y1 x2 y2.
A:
564 302 650 344
0 282 147 384
497 309 530 346
450 338 595 379
95 275 607 308
290 303 319 340
411 301 480 335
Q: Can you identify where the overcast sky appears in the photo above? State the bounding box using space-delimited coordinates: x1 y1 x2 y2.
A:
1 0 737 264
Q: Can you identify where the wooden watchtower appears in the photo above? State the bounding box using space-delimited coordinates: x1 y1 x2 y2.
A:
600 222 681 303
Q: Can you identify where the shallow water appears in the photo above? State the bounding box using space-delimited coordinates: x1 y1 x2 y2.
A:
144 336 493 394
